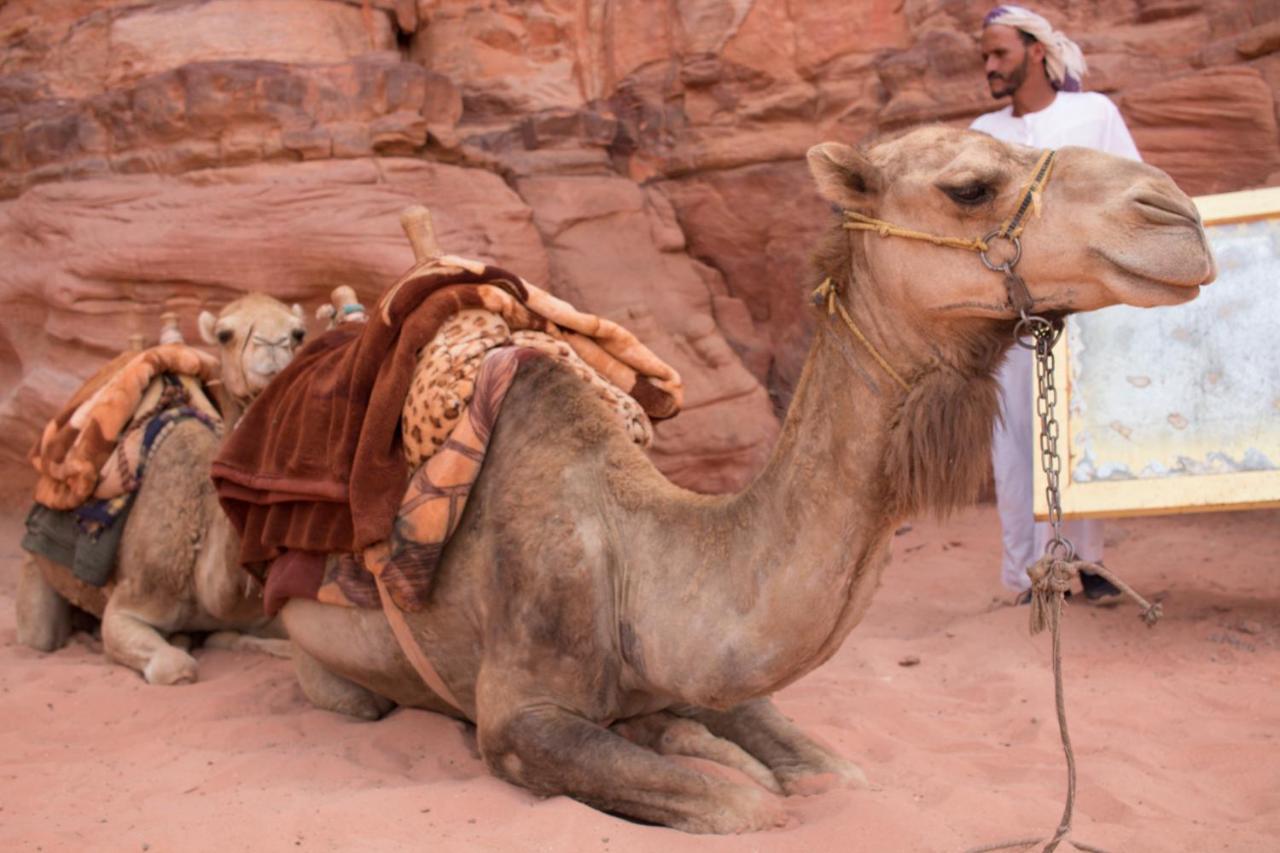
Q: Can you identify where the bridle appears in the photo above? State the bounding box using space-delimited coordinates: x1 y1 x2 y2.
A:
821 151 1155 853
815 149 1062 391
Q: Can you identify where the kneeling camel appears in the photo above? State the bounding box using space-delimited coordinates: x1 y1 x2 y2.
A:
17 294 306 684
280 127 1216 831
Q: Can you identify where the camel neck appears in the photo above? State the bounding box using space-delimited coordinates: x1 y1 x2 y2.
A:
657 307 918 702
655 279 1000 704
216 390 247 433
622 246 1004 706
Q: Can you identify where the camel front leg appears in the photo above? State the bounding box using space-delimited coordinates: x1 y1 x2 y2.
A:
479 698 788 834
291 641 394 721
16 555 72 652
204 631 292 658
102 597 198 685
682 697 868 796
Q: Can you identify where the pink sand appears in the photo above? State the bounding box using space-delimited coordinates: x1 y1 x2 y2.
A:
2 505 1277 851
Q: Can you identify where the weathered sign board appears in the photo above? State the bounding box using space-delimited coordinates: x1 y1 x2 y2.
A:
1035 186 1280 519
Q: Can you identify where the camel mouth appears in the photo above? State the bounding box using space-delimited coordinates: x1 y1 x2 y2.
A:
1094 212 1216 307
1099 261 1206 308
245 368 284 394
1131 190 1201 228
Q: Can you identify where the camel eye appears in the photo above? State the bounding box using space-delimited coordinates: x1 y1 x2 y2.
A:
943 183 993 206
291 327 306 344
216 328 234 345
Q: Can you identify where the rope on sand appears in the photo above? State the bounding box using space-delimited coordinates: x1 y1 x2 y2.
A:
963 558 1161 853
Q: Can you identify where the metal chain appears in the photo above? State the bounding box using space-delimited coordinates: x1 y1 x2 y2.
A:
1025 315 1073 561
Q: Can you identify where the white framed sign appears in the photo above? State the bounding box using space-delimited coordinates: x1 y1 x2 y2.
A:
1035 186 1280 519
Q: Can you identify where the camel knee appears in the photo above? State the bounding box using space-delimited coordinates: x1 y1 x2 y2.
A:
476 704 581 793
102 599 196 684
142 644 199 685
16 556 72 652
292 643 392 720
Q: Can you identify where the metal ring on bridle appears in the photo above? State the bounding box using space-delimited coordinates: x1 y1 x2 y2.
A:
980 230 1022 272
1044 536 1074 561
1014 313 1057 349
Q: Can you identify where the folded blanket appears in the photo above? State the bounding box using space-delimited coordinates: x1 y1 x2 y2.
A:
22 402 220 587
30 345 221 510
212 260 682 571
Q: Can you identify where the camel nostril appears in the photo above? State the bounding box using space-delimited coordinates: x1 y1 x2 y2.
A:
1131 190 1199 226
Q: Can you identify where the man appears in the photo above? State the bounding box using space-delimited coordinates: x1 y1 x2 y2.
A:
971 5 1139 602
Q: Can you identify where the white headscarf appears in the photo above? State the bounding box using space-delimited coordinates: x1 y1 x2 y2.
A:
983 5 1087 92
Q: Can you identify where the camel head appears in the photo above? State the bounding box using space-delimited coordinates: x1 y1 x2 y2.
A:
807 125 1216 326
198 293 306 401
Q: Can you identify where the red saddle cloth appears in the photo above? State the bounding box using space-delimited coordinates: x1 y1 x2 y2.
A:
210 267 527 570
253 345 538 616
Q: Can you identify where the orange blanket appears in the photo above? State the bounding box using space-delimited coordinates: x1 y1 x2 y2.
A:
30 345 221 510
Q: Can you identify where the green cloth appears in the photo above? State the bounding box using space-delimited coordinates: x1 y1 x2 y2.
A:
21 499 135 588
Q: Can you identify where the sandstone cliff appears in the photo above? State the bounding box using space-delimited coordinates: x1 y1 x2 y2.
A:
2 0 1276 501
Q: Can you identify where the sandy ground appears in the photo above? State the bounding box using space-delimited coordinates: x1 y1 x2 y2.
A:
1 504 1277 852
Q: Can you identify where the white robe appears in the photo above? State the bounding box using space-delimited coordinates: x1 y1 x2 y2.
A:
970 92 1141 592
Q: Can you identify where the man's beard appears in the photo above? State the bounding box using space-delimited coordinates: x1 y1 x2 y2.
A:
988 52 1029 99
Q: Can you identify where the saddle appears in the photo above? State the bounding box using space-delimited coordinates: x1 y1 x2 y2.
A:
211 254 683 616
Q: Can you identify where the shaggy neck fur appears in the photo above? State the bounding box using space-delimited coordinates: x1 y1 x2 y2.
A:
804 224 1012 519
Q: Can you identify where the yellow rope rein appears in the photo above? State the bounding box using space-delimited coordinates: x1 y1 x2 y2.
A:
1000 149 1057 238
813 277 911 393
842 214 991 252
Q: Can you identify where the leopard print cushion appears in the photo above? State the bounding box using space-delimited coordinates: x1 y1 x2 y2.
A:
402 310 653 469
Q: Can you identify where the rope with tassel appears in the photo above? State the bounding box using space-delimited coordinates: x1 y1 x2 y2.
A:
965 318 1162 853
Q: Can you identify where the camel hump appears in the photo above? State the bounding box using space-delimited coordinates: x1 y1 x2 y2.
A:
499 354 632 450
115 417 223 596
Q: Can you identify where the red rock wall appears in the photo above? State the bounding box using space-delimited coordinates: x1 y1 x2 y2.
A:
2 0 1277 502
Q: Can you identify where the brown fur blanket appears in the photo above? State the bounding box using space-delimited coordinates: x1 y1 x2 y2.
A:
257 346 541 615
212 262 681 571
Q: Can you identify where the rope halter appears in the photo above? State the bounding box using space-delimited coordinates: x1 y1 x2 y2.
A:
818 149 1059 388
842 148 1057 266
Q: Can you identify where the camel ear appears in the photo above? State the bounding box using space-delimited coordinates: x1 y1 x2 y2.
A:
807 143 882 211
198 310 218 346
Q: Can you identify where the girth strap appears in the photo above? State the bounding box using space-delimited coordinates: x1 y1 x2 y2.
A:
372 570 464 714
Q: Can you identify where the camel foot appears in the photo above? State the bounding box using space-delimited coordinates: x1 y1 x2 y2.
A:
143 644 199 685
293 643 393 721
613 713 784 794
205 631 292 659
480 685 789 834
679 782 788 834
775 758 869 796
16 555 72 652
683 697 870 796
103 598 198 684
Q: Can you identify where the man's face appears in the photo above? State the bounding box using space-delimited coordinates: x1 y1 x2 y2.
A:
981 25 1038 99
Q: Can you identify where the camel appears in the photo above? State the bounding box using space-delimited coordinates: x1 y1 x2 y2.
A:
16 293 307 684
276 126 1216 832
